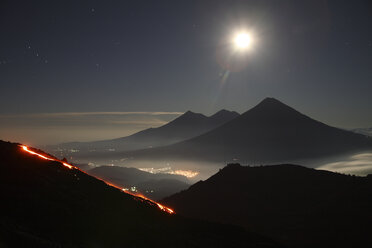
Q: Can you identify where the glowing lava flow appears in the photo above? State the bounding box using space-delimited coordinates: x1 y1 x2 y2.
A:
103 181 174 214
19 145 174 214
21 145 74 169
130 192 174 213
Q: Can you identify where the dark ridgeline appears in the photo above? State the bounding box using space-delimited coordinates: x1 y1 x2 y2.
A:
89 165 190 200
0 140 280 248
163 163 372 248
127 98 372 163
51 109 239 154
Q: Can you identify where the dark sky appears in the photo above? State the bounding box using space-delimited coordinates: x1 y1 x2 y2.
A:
1 0 372 144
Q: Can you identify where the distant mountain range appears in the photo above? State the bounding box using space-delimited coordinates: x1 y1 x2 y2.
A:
49 109 239 155
163 163 372 248
121 98 372 164
88 165 190 200
0 140 280 248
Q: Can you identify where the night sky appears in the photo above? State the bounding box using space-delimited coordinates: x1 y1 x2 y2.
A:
1 0 372 145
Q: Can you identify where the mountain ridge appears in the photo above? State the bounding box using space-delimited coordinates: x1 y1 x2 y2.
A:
49 109 239 156
123 98 372 163
162 163 372 248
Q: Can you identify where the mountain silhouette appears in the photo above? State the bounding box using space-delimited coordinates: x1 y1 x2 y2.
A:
126 98 372 163
50 109 239 155
163 163 372 248
0 140 280 248
89 165 190 200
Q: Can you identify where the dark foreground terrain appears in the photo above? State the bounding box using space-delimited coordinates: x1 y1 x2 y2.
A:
0 140 280 248
163 163 372 248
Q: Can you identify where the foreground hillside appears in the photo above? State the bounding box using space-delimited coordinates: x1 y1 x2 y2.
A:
0 141 280 248
163 163 372 248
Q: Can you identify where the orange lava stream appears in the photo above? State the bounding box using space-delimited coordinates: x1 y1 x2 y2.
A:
21 145 74 169
19 145 174 214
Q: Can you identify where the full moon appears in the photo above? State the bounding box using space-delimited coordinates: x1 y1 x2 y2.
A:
234 32 252 49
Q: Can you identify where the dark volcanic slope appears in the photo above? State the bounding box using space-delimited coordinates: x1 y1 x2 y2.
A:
0 140 280 248
89 165 190 200
163 163 372 248
54 109 239 153
131 98 372 163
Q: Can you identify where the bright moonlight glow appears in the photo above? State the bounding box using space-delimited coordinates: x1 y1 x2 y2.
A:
234 33 252 49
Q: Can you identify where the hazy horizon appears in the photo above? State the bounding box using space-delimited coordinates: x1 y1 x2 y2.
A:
2 98 371 146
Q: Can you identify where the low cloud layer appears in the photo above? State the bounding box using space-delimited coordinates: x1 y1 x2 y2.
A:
0 111 182 146
317 152 372 176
